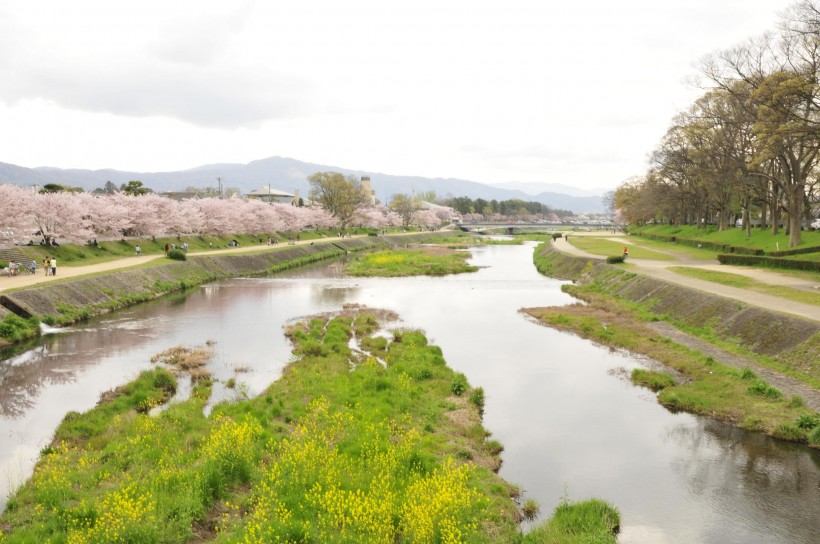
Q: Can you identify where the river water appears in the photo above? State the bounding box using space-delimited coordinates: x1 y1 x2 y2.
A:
1 242 819 543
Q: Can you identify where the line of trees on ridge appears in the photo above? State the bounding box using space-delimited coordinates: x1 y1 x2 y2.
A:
613 0 820 247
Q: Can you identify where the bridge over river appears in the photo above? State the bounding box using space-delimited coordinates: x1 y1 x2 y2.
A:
456 221 617 234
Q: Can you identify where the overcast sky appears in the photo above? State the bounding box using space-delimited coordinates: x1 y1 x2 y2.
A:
0 0 797 192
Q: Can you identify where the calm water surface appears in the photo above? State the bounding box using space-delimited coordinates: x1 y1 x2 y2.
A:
1 242 818 543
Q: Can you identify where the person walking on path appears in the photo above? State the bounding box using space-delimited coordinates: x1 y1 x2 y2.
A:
623 246 629 259
43 257 50 276
50 257 57 276
135 245 141 256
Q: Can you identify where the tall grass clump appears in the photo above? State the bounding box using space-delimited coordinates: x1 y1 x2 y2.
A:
747 380 782 399
524 497 620 544
631 369 676 391
0 314 41 343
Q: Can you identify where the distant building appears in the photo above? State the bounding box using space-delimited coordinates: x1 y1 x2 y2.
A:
360 176 376 206
246 186 295 204
159 191 204 201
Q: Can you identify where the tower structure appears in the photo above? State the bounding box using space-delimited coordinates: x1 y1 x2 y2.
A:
360 176 376 206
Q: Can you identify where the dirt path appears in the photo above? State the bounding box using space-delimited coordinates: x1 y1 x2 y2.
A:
649 322 820 412
552 235 820 323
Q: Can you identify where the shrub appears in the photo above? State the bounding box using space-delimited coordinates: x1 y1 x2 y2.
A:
717 253 820 272
451 373 468 396
167 248 187 261
606 255 626 264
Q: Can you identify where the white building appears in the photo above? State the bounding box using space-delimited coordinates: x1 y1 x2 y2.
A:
246 187 295 204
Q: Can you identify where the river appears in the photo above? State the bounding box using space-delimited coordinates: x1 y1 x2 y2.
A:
1 242 819 543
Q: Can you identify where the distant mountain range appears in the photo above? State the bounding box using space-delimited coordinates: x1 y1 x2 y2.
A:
0 156 606 213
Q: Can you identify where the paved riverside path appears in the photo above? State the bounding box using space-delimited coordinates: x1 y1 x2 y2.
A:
552 233 820 410
0 236 361 295
552 234 820 323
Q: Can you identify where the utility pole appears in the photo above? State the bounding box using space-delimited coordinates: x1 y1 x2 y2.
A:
217 177 223 199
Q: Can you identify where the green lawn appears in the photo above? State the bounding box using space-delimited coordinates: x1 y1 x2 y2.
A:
669 267 820 306
621 236 720 261
568 236 675 261
633 224 820 253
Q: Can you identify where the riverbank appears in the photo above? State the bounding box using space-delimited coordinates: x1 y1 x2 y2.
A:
0 308 619 543
529 243 820 447
0 233 446 347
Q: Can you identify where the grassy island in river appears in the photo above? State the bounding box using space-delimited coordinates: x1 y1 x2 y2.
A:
0 306 619 543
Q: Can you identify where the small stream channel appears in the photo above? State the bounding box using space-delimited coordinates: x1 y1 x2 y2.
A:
1 242 819 543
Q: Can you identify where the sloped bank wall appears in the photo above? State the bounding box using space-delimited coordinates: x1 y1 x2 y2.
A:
0 233 440 326
535 244 820 359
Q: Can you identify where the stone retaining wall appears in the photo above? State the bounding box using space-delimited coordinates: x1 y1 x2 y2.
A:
537 244 820 358
0 233 439 325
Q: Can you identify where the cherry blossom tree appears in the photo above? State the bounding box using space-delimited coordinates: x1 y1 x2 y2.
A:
192 197 243 236
110 193 167 239
176 200 204 235
414 209 441 228
77 192 131 239
353 206 389 228
28 190 94 245
0 184 36 243
302 206 337 229
238 199 283 234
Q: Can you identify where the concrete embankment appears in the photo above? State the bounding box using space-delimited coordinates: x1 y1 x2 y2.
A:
0 233 438 331
536 244 820 364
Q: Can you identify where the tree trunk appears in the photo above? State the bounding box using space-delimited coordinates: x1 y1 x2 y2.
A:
788 184 803 247
770 188 780 235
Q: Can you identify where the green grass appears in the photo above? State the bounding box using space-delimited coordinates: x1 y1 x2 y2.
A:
523 498 620 544
621 237 720 261
0 312 522 542
568 236 674 261
669 266 820 306
346 248 479 277
0 313 41 343
633 224 820 253
1 310 620 542
523 294 820 445
631 369 676 391
7 229 396 268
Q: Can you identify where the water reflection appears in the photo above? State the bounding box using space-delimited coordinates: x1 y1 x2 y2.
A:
0 243 818 543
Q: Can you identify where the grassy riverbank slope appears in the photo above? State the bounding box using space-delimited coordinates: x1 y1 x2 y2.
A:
0 308 619 543
528 243 820 447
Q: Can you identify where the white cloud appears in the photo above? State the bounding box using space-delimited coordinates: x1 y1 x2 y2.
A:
0 0 798 191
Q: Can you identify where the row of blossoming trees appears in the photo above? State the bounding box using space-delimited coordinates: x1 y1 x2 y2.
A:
0 184 451 246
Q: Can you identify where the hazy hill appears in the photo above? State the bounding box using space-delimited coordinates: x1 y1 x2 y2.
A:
0 156 605 213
